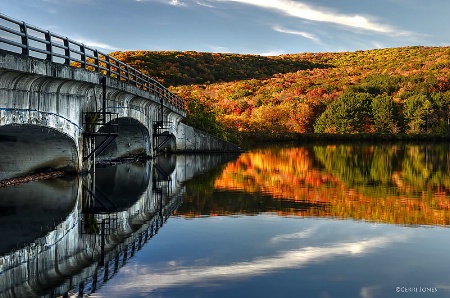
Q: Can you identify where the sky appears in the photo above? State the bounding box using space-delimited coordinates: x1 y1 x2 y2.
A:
1 0 450 55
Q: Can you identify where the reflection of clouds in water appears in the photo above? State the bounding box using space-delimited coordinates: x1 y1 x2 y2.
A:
270 227 316 243
106 232 410 295
360 285 382 298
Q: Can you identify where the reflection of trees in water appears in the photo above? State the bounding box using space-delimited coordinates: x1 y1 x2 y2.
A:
314 143 450 193
178 145 450 226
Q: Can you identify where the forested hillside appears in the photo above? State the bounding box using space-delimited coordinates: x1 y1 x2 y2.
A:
109 50 328 86
111 47 450 143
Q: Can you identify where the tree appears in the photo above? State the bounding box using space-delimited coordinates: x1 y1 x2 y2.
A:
314 105 337 133
183 97 225 138
249 105 290 133
371 94 399 133
429 92 450 134
354 74 402 95
314 92 373 133
403 94 434 133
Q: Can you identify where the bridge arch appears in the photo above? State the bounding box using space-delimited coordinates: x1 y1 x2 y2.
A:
0 123 78 180
96 117 150 161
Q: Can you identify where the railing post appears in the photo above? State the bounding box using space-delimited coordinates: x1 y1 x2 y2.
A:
148 77 153 93
45 31 53 62
94 49 99 72
136 71 140 88
135 68 139 87
105 55 111 76
64 37 70 65
143 75 149 92
20 22 29 56
81 44 86 69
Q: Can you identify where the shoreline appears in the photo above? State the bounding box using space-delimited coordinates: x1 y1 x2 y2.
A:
238 132 450 145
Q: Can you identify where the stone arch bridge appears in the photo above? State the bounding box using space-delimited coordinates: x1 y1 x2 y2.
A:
0 13 239 180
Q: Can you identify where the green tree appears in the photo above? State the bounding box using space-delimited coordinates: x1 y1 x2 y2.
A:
354 74 402 95
371 94 399 133
314 92 373 133
403 94 434 133
314 105 337 133
429 92 450 134
184 97 225 138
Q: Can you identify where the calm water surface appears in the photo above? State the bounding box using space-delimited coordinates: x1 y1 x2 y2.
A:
1 144 450 298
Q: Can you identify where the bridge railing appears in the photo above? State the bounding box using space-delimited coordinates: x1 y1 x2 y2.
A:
0 13 185 111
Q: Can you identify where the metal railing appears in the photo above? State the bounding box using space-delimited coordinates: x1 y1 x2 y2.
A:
0 13 185 111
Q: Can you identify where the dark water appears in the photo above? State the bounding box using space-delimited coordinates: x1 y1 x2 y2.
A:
1 144 450 298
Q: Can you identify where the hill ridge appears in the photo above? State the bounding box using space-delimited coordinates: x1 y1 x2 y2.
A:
111 46 450 142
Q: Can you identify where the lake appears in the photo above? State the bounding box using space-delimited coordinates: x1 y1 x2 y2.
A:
1 143 450 298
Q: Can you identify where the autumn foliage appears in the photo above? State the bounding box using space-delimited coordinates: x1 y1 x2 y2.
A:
111 47 450 141
177 145 450 226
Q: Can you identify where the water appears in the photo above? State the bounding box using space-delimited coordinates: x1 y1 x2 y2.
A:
1 144 450 297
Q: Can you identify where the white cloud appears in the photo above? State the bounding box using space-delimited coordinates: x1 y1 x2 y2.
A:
76 39 121 52
135 0 187 5
196 1 215 7
105 232 410 294
169 0 187 6
217 0 401 34
207 45 231 52
273 26 319 41
260 49 286 56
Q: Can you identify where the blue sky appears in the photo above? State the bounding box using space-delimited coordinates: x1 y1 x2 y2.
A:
1 0 449 55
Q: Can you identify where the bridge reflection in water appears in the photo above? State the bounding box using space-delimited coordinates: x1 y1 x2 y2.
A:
0 153 239 298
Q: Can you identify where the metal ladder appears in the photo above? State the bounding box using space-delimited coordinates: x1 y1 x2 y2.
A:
82 111 119 162
152 120 173 154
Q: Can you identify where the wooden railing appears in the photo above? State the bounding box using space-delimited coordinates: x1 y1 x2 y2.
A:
0 13 185 111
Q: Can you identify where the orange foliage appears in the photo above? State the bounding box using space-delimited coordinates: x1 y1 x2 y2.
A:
111 47 450 137
211 148 450 225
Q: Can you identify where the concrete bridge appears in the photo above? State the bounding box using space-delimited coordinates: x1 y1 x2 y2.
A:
0 13 240 180
0 153 238 297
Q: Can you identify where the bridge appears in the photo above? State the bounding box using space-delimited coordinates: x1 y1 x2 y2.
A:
0 153 238 297
0 13 240 181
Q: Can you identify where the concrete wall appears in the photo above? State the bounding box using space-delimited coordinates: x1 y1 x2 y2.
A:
175 122 241 152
